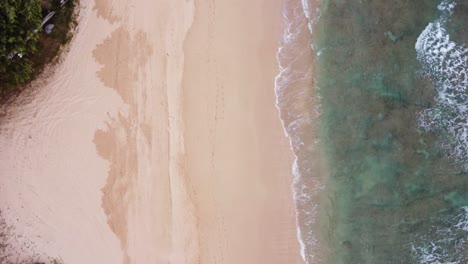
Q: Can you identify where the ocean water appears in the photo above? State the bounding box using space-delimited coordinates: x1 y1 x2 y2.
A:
276 0 468 263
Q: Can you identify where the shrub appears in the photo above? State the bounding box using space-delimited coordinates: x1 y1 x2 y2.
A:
0 0 42 88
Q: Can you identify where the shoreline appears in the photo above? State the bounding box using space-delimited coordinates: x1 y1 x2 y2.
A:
0 0 304 263
181 0 305 262
274 0 329 263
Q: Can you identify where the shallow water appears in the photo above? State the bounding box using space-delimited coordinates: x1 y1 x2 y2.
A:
277 0 468 263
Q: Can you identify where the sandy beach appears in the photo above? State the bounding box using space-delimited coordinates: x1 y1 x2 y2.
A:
0 0 303 263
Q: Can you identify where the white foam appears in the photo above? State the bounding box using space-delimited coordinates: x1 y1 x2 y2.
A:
438 0 457 14
412 1 468 262
412 206 468 264
274 0 323 263
454 206 468 232
412 243 459 264
415 0 468 162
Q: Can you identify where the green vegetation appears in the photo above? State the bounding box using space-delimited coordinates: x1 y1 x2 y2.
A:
0 0 42 87
0 0 77 97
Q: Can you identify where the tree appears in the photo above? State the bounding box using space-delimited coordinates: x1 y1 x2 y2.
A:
0 0 42 88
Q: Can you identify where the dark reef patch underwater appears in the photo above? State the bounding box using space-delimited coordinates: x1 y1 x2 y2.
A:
310 0 468 263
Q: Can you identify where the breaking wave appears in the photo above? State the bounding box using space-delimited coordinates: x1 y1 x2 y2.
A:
274 0 323 263
416 0 468 164
412 207 468 264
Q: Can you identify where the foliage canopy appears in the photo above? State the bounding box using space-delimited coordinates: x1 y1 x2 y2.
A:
0 0 42 87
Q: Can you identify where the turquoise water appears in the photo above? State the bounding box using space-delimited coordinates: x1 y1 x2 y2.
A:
275 0 468 262
305 0 468 263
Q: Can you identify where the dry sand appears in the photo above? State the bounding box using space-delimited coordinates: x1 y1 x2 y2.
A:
0 0 304 263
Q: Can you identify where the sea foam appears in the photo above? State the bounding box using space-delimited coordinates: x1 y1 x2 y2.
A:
274 0 322 263
416 0 468 163
412 207 468 264
413 2 468 262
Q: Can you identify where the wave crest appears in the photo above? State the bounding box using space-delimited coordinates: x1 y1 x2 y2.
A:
275 0 323 263
416 0 468 163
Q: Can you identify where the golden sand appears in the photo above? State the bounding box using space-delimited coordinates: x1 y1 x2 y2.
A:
0 0 304 263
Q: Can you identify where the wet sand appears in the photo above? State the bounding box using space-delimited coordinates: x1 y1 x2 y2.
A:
0 0 303 263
